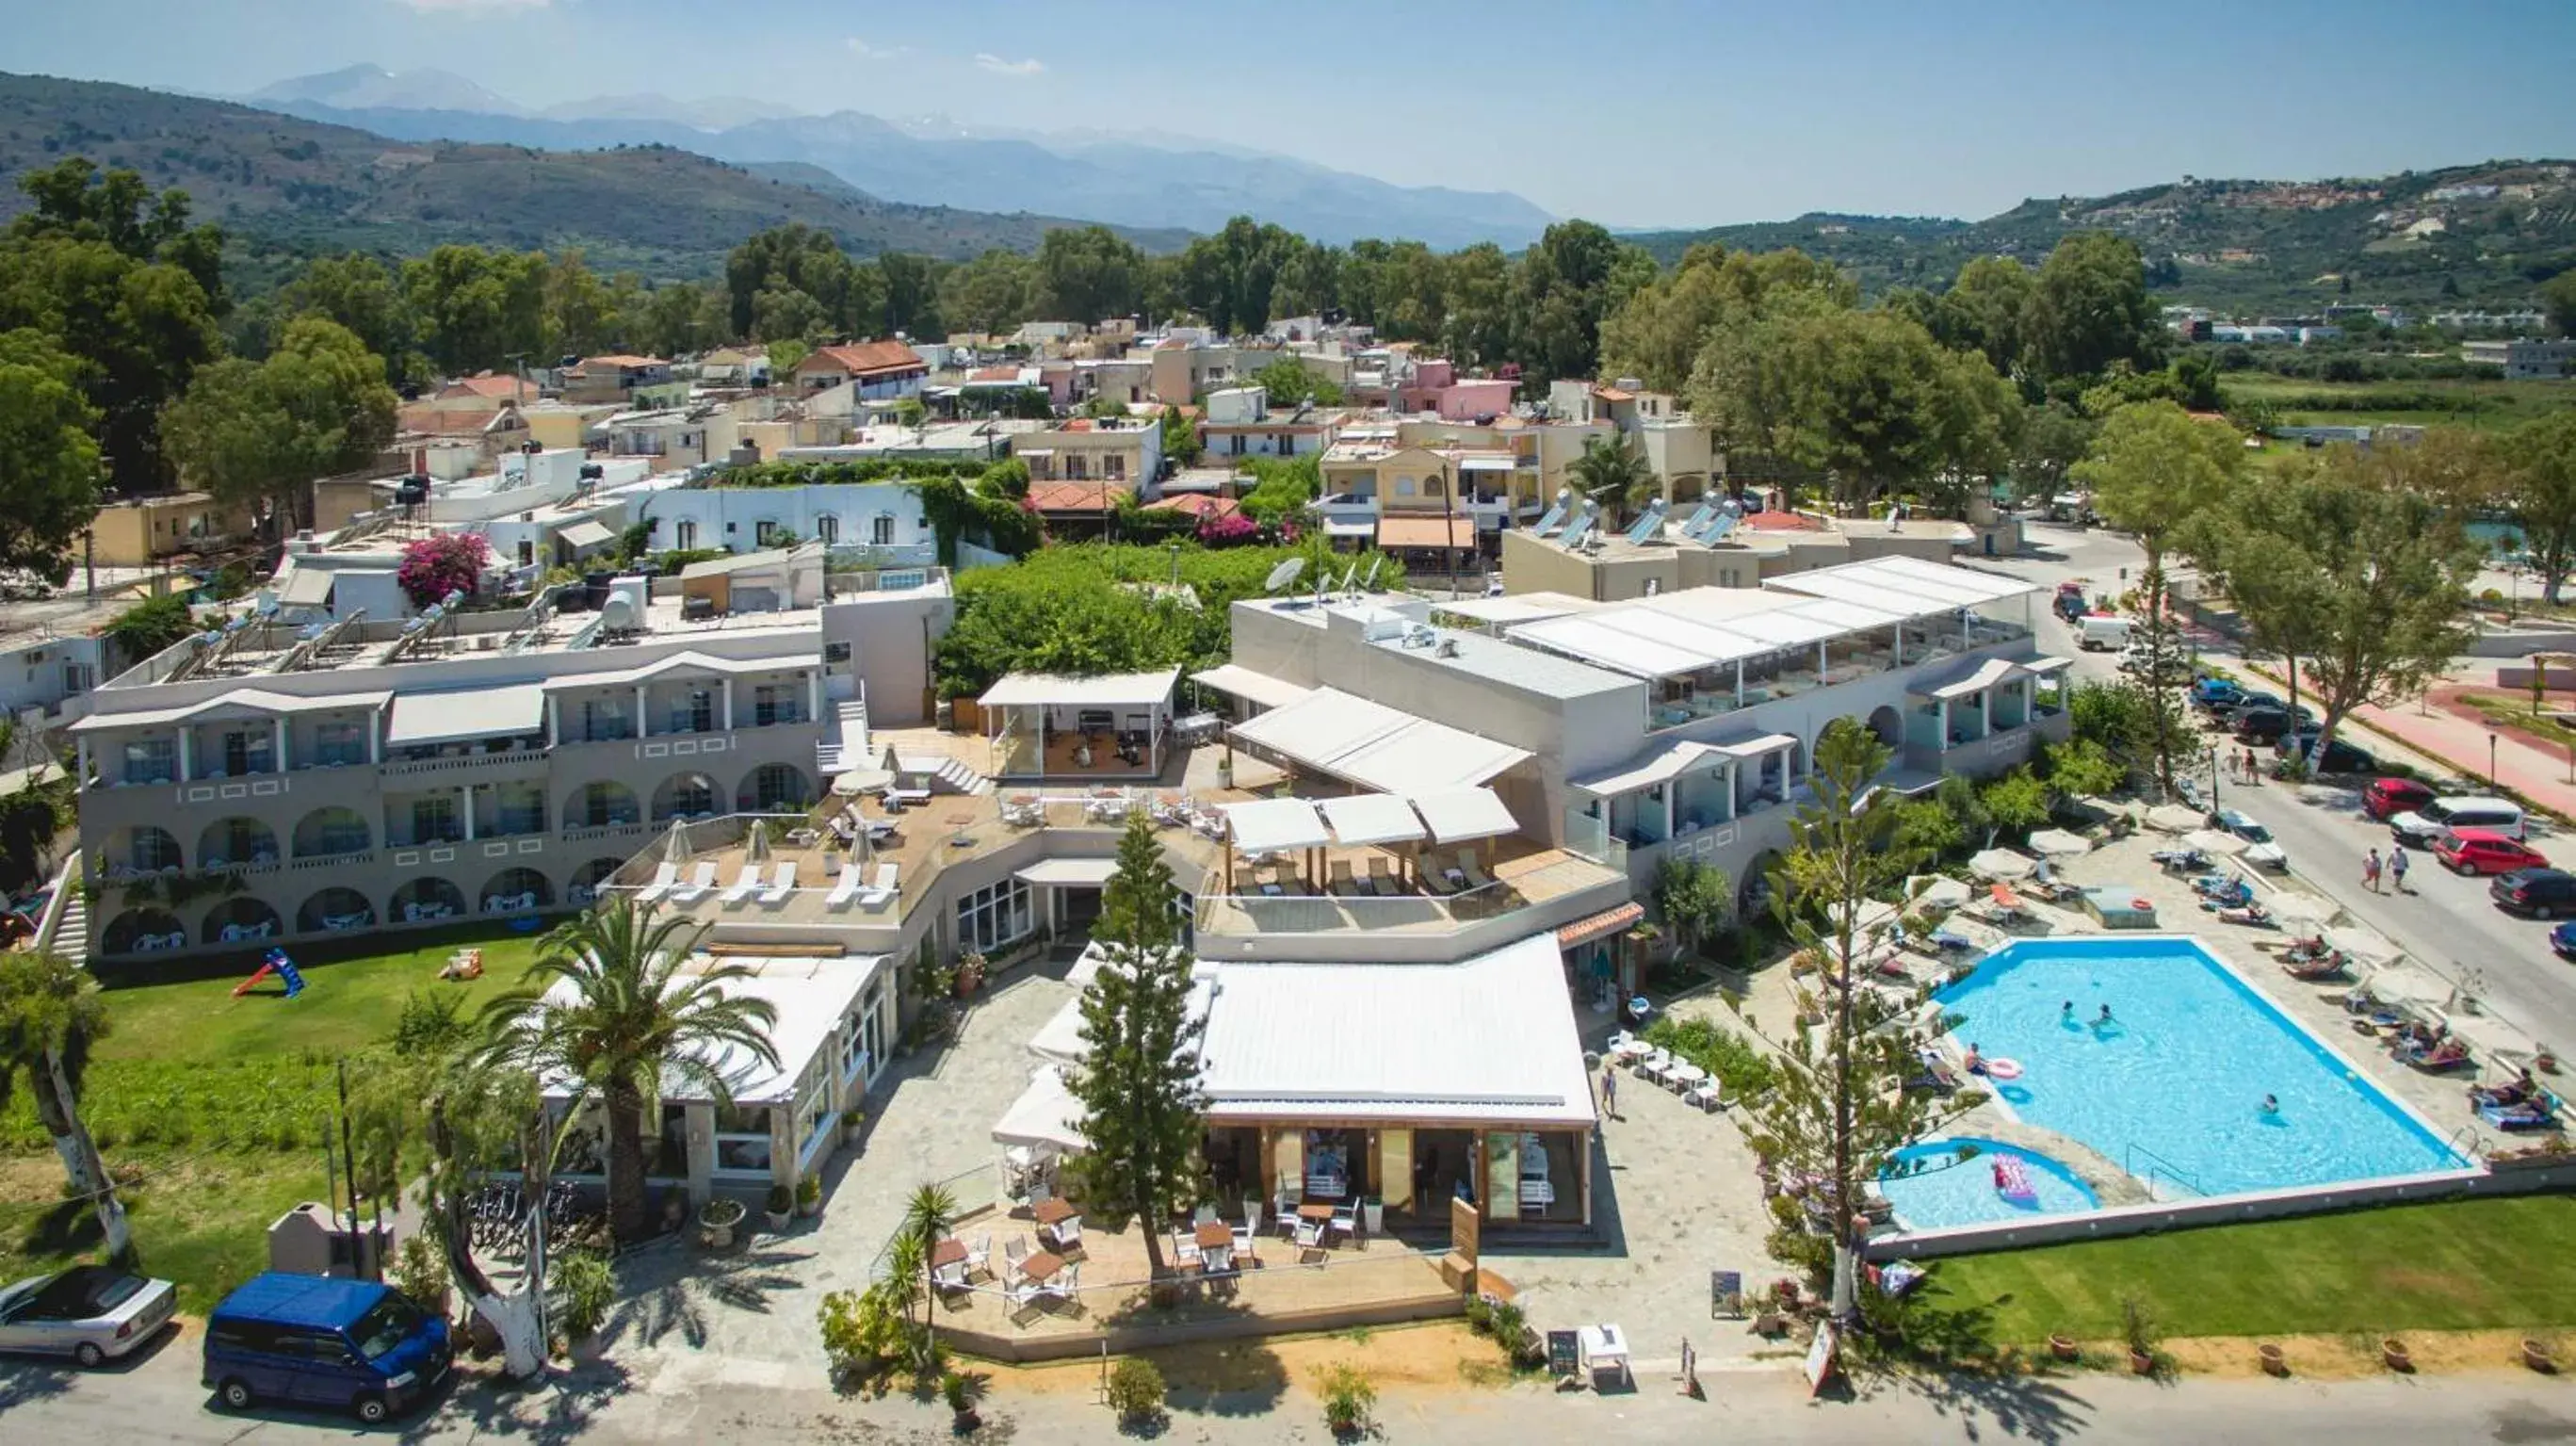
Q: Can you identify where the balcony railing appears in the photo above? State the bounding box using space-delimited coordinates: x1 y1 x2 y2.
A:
1192 878 1519 938
380 745 548 778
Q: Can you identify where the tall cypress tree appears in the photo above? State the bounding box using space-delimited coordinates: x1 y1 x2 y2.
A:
1065 813 1207 1275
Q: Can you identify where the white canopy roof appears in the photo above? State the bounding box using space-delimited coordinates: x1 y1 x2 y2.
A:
1573 739 1721 796
1188 664 1312 711
1229 687 1531 793
1434 593 1594 626
1225 796 1333 853
1411 786 1518 845
538 953 880 1105
1014 857 1121 886
558 518 617 549
1926 657 2024 701
1029 995 1094 1064
73 686 392 734
1194 934 1594 1128
990 1065 1087 1153
979 667 1179 709
385 683 546 747
1318 793 1427 847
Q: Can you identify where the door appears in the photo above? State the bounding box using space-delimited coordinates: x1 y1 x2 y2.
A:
0 1289 42 1353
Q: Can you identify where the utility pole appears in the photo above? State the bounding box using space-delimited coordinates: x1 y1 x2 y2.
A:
1439 459 1461 598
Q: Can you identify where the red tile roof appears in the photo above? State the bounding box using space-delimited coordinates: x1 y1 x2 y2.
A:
441 374 523 399
1556 901 1644 949
802 340 928 377
1143 494 1240 519
1027 481 1129 512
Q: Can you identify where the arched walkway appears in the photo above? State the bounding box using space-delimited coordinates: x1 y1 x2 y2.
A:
567 857 626 905
100 824 183 877
480 867 553 915
650 771 723 823
203 896 284 946
565 780 643 829
297 887 375 934
1865 705 1904 751
291 806 372 858
196 817 280 869
391 876 468 925
737 762 814 813
102 907 187 955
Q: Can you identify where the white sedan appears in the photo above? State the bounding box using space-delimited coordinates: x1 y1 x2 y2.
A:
0 1266 176 1367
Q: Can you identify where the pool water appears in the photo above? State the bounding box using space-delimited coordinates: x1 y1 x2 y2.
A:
1879 1138 2099 1228
1934 936 2466 1199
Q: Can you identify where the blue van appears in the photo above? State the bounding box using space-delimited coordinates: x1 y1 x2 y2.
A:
203 1273 451 1424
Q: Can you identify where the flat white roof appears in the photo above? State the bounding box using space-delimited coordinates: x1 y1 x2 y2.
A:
1434 593 1596 626
1015 857 1121 886
71 685 391 734
979 667 1180 709
542 952 883 1104
1196 933 1596 1128
384 683 545 746
1229 687 1532 794
1188 663 1313 711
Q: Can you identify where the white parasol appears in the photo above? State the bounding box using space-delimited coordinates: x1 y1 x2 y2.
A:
834 768 896 796
1910 875 1974 909
658 819 693 865
2267 891 2340 926
2327 927 2406 967
2027 828 2092 858
2146 804 2206 834
2183 829 2248 856
744 818 772 863
1968 847 2036 882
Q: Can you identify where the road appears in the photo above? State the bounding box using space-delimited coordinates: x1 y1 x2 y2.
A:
6 1329 2574 1444
1994 521 2576 1056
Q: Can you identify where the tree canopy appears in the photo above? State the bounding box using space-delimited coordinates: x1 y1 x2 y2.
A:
0 328 102 580
159 315 397 530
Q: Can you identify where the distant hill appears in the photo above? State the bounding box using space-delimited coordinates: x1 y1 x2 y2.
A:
242 65 1558 249
0 73 1190 277
1628 164 2576 312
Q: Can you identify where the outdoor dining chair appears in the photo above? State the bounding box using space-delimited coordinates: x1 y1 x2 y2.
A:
965 1233 992 1279
1173 1229 1202 1269
1293 1217 1324 1261
1037 1262 1081 1308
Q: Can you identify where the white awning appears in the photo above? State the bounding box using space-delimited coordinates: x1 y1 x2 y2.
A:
1230 687 1531 794
277 568 335 607
979 668 1179 710
2026 655 2074 675
1317 793 1427 847
558 519 616 550
1225 797 1332 853
1189 664 1312 711
1323 519 1376 538
1434 593 1593 626
1029 998 1094 1064
1410 786 1517 845
1015 857 1120 887
1925 657 2023 700
384 683 546 747
991 1065 1087 1152
1458 455 1516 472
1575 740 1720 795
1713 732 1800 758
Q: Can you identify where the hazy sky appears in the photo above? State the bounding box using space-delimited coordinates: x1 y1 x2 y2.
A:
9 0 2572 228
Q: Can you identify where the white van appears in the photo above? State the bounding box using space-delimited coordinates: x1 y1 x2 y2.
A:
2077 615 2133 652
2388 796 2525 846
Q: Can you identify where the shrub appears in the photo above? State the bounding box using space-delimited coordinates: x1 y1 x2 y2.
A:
766 1183 794 1215
818 1282 920 1385
391 1233 449 1319
941 1371 972 1414
1104 1356 1167 1426
1314 1362 1376 1438
551 1248 617 1347
1642 1016 1776 1099
397 532 490 608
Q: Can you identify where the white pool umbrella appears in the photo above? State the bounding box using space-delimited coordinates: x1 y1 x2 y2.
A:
2183 829 2248 856
1969 848 2036 882
2146 804 2206 834
2267 891 2340 926
2329 927 2406 967
2027 828 2092 858
834 767 895 796
658 819 693 865
744 818 771 863
1911 876 1973 909
2439 1009 2536 1059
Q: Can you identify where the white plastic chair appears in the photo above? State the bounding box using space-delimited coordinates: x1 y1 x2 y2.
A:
1172 1229 1201 1269
721 865 761 905
759 861 796 904
826 858 864 910
1232 1206 1261 1261
964 1232 992 1280
636 862 679 902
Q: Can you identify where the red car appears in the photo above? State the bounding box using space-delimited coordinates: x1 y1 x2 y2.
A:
2362 777 2436 822
2437 827 2549 876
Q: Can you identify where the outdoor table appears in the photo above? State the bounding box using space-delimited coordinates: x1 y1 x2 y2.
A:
1195 1221 1235 1253
1607 1037 1645 1062
1666 1063 1709 1090
930 1238 969 1270
1297 1202 1337 1223
1580 1323 1633 1389
1032 1198 1078 1227
1019 1249 1065 1285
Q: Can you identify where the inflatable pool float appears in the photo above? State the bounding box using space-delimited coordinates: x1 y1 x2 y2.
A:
1991 1156 2038 1203
1985 1057 2023 1080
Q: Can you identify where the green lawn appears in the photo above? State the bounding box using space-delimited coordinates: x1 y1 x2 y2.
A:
2225 374 2576 435
0 923 548 1311
1934 1196 2576 1344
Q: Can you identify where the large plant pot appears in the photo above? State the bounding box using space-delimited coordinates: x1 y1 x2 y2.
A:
764 1208 792 1232
2382 1338 2412 1373
2525 1339 2558 1373
697 1198 745 1250
2258 1342 2286 1376
2048 1334 2078 1362
2128 1348 2154 1376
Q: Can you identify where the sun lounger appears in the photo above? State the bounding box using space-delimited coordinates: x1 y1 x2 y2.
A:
1365 854 1400 896
860 862 899 910
826 858 865 909
2401 1039 2471 1072
759 861 797 904
1989 883 2026 916
2481 1100 2560 1131
635 862 680 902
1327 858 1361 897
721 865 762 905
1458 848 1494 891
671 861 718 903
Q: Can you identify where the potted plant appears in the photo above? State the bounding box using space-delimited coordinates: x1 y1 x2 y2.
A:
552 1249 617 1364
942 1371 979 1431
697 1195 746 1249
2383 1336 2413 1373
2121 1298 2159 1376
956 950 987 997
2048 1332 2079 1362
796 1174 823 1218
2258 1342 2287 1376
1314 1363 1375 1439
2524 1338 2558 1373
844 1104 868 1147
764 1183 794 1231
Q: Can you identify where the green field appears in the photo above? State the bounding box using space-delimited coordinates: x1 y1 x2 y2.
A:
2226 374 2576 434
0 926 542 1310
1933 1196 2576 1345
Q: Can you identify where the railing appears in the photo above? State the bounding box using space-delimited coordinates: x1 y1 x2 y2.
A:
1192 877 1517 937
29 851 78 958
560 820 652 845
380 747 550 778
289 850 374 871
2124 1144 2204 1198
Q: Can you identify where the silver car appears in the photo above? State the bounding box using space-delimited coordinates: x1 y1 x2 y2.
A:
0 1266 177 1366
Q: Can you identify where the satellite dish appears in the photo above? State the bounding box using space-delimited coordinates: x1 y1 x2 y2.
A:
1263 557 1306 593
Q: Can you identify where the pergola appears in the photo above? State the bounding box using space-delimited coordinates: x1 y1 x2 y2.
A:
1218 786 1517 894
978 667 1180 780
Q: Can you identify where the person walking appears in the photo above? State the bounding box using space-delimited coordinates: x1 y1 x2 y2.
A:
1599 1062 1619 1118
2363 848 2383 893
2390 843 2411 894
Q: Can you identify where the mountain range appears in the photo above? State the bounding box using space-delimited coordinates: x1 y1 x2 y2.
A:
238 65 1556 249
0 73 1188 274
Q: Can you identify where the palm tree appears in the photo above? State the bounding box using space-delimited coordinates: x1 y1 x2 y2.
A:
0 953 130 1262
901 1181 958 1369
481 897 780 1243
1567 432 1660 531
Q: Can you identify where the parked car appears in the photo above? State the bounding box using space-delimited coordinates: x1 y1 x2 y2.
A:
2120 651 2192 684
2191 677 2247 710
2077 615 2133 651
2391 796 2527 846
2213 808 2289 869
2362 776 2437 821
2437 827 2550 876
2204 690 2281 725
2232 705 2316 743
2490 868 2576 918
204 1274 451 1424
0 1266 176 1367
2550 918 2576 961
2277 731 2376 773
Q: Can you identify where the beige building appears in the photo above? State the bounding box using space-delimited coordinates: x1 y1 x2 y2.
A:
88 494 241 567
1499 510 1971 603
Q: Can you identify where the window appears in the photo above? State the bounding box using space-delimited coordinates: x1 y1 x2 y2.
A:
673 520 699 551
314 720 366 767
755 519 786 547
955 877 1034 955
122 738 176 785
517 540 534 567
753 684 791 727
794 1051 834 1162
1395 476 1417 497
841 977 887 1083
823 641 852 665
580 698 632 742
682 689 714 734
1106 453 1126 481
814 513 838 544
870 513 896 546
410 795 460 845
712 1102 773 1176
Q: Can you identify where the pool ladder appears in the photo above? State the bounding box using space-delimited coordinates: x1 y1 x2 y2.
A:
2124 1144 2204 1199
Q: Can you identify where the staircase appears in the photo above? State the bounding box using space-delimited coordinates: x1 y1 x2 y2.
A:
814 693 871 777
919 755 992 796
30 851 88 967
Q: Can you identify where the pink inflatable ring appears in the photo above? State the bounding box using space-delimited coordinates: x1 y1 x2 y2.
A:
1985 1057 2024 1080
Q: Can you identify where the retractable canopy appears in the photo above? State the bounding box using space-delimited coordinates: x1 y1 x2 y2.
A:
385 683 546 747
1317 793 1427 846
1410 786 1517 845
1224 797 1333 853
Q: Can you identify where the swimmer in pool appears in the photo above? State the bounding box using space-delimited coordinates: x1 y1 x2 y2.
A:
2061 999 2074 1020
2261 1094 2279 1115
2098 1003 2114 1025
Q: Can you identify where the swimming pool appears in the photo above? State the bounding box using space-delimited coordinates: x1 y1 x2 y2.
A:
1879 1138 2100 1228
1934 936 2467 1199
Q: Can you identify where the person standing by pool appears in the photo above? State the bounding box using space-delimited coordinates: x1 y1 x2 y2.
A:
2390 844 2411 894
2362 848 2383 893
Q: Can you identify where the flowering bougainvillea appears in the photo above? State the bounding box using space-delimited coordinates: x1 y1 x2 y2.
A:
397 532 491 609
